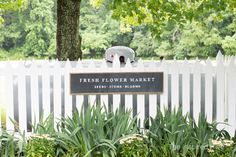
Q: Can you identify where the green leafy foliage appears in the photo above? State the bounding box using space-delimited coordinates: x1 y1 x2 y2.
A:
0 0 25 25
56 105 137 157
32 114 55 135
0 129 26 157
208 139 236 157
148 108 230 157
1 0 236 59
118 134 148 157
1 105 236 156
154 10 236 59
26 134 55 157
22 0 56 58
95 0 236 36
0 0 56 59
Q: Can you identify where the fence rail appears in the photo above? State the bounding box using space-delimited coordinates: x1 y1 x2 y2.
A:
0 52 236 135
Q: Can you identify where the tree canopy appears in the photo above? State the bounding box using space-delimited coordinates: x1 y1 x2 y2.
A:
92 0 236 37
0 0 236 60
0 0 25 24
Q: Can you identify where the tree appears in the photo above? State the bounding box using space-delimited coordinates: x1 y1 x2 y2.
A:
0 0 25 24
91 0 236 58
56 0 82 60
155 9 236 59
0 0 56 59
102 0 236 36
23 0 56 58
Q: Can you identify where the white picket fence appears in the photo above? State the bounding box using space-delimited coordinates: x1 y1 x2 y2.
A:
0 52 236 135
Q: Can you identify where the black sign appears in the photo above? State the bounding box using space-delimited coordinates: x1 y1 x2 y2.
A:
70 72 163 94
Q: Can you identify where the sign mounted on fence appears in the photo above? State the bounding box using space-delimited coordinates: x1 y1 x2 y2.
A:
70 72 163 94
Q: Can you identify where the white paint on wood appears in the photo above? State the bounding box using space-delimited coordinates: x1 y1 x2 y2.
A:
53 61 62 126
181 59 190 116
5 62 14 130
18 62 27 131
100 60 108 111
75 60 84 112
171 59 179 110
149 94 157 118
136 60 145 128
216 53 225 125
160 60 168 113
137 94 145 129
64 60 72 118
226 58 236 136
112 55 121 112
30 61 40 126
41 61 51 119
204 59 213 123
0 55 236 134
193 60 201 123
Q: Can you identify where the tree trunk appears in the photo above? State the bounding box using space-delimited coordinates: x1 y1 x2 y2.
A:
56 0 82 61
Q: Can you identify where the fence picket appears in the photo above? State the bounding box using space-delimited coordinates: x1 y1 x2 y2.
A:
148 61 158 119
204 59 213 122
113 55 120 112
193 60 202 122
0 76 3 128
124 59 133 115
226 58 236 135
53 61 62 125
30 61 40 125
18 62 27 131
88 60 97 107
0 62 7 128
64 60 73 117
216 52 225 126
171 60 179 110
160 60 168 112
75 60 84 112
41 61 51 119
181 59 190 116
5 62 15 130
137 60 145 129
100 60 108 111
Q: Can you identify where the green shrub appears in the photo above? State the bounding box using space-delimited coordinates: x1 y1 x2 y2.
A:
208 139 236 157
26 134 55 157
118 134 148 157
